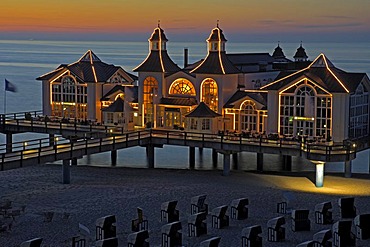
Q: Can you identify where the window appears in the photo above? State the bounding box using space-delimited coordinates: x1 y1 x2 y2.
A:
106 113 114 124
169 78 196 95
201 119 210 130
240 100 257 132
143 77 158 124
349 83 369 138
51 75 87 119
201 78 218 112
190 119 197 130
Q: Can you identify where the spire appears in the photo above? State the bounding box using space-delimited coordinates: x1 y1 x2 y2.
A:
294 42 308 62
272 42 285 59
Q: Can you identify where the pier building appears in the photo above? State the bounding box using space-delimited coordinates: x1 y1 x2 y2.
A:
37 50 138 129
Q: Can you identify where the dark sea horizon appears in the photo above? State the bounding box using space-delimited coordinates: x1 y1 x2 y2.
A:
0 39 369 173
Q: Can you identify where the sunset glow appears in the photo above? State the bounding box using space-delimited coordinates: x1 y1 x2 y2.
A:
1 0 370 41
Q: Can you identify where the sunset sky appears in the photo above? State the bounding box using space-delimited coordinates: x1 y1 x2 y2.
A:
1 0 370 42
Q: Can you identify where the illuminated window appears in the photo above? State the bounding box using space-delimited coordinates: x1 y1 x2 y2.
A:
202 119 210 130
143 77 158 124
201 78 218 112
169 78 196 95
240 100 257 132
279 83 332 139
51 75 87 119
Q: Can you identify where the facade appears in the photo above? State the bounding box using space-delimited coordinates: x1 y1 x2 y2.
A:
37 50 138 126
37 25 370 144
134 24 370 143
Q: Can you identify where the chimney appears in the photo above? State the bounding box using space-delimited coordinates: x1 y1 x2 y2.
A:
184 48 188 68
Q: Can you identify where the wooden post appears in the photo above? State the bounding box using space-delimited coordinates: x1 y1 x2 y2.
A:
212 149 218 168
49 134 55 147
282 155 292 171
62 159 71 184
257 153 263 172
232 152 238 170
6 133 12 153
111 150 117 166
189 147 195 169
223 152 231 176
71 157 78 166
344 160 352 178
146 145 155 168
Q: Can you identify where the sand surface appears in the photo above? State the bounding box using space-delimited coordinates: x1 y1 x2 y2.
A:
0 164 370 247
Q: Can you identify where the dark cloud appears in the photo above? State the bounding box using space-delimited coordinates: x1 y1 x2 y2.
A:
318 15 354 20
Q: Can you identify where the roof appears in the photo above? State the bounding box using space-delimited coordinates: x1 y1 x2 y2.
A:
207 27 227 42
261 53 367 93
294 44 308 59
227 53 275 65
37 50 136 83
224 90 267 109
102 97 132 112
190 51 240 74
149 26 168 42
159 97 197 106
272 44 285 59
185 102 222 118
100 85 138 103
133 50 180 73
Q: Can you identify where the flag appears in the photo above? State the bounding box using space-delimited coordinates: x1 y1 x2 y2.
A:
5 79 17 92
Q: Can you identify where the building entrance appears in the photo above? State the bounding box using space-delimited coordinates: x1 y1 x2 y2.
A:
164 108 181 128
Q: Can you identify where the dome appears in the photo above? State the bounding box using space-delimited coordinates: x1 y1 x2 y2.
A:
294 43 308 61
149 26 168 42
272 43 285 59
207 25 227 42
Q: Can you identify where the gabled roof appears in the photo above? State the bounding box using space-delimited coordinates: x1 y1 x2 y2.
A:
101 85 138 103
261 53 366 93
224 90 267 109
185 102 222 118
37 50 136 83
159 97 197 106
102 97 131 112
190 51 240 74
133 50 180 73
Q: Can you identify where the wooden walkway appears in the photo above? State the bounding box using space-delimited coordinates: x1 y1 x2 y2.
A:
0 110 361 171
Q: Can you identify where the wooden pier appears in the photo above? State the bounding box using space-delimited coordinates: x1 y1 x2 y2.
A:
0 111 364 187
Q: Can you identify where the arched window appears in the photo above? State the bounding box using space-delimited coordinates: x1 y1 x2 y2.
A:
143 77 158 124
201 78 218 112
295 86 315 117
240 100 257 131
51 75 87 119
169 78 195 95
62 76 75 103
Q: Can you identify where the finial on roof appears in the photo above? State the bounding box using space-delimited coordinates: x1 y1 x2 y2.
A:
158 20 160 27
217 20 219 28
300 41 303 47
278 41 280 47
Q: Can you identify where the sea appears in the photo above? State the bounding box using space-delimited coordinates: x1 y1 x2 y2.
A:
0 39 370 173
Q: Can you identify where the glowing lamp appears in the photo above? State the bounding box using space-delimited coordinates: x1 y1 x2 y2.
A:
312 161 325 187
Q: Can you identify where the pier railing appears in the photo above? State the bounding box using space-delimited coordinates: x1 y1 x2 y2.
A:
0 120 358 170
0 130 150 171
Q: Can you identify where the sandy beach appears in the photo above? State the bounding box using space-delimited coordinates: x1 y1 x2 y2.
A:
1 164 370 247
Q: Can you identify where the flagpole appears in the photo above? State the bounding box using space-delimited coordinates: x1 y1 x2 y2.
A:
3 88 6 114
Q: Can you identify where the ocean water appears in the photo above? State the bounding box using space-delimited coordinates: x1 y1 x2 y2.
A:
0 39 369 173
